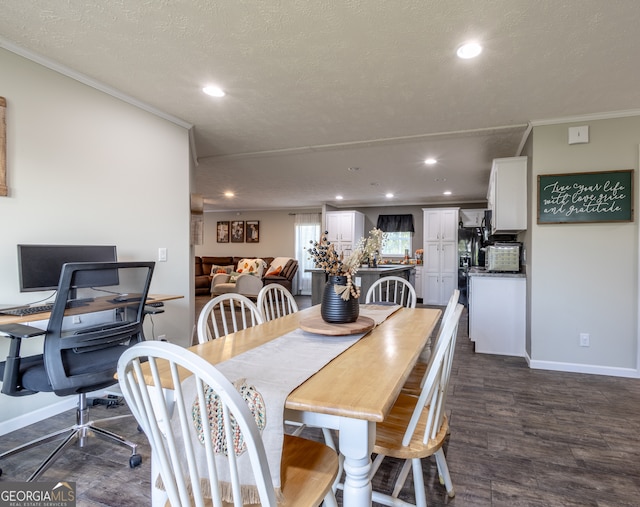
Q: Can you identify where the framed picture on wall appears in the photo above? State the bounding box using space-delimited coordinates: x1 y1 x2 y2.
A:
246 220 260 243
216 221 229 243
231 220 245 243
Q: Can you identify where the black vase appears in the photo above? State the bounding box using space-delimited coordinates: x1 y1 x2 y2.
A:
321 275 360 324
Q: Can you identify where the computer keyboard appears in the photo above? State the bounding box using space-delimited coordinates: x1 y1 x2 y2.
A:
0 304 54 316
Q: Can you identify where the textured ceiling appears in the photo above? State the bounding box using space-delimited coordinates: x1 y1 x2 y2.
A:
1 1 638 210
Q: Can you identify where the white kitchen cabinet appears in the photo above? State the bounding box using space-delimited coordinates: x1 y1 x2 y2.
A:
459 208 487 227
422 208 458 305
325 211 365 257
469 275 526 356
487 156 527 234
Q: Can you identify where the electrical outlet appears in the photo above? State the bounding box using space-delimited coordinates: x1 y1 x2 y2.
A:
579 333 590 347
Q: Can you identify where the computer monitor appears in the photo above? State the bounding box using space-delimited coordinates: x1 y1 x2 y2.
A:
17 244 118 292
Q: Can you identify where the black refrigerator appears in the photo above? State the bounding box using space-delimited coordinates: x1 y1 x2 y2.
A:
457 226 483 306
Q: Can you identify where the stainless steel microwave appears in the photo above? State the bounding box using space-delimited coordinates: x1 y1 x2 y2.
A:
485 243 520 272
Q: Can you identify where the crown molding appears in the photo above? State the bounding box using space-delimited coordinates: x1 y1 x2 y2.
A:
0 37 193 130
530 109 640 127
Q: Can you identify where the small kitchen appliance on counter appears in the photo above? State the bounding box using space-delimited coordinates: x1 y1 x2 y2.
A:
485 243 521 272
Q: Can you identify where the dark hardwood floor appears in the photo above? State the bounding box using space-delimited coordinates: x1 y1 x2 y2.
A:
2 295 640 506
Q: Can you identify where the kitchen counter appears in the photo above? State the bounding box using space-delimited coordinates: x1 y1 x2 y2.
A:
468 271 526 357
308 265 415 304
468 267 525 278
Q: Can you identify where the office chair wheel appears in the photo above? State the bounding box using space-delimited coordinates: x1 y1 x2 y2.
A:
129 454 142 468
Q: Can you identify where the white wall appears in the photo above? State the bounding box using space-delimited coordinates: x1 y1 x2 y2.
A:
0 49 193 431
529 116 639 376
196 210 301 258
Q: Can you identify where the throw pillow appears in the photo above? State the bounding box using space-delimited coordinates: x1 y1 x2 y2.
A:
228 271 243 283
265 265 282 276
210 264 234 276
266 257 291 276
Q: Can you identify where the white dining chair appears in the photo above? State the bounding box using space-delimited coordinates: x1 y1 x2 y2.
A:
117 341 339 507
365 275 417 309
196 293 263 344
403 289 460 396
257 283 299 322
369 303 464 506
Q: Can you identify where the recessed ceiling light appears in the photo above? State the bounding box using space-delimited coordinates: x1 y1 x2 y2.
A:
443 191 452 196
335 195 344 200
347 167 360 172
424 158 437 165
385 193 394 198
457 42 482 59
224 191 234 198
203 85 225 97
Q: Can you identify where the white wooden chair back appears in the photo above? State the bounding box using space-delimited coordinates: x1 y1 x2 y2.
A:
257 284 299 322
197 293 264 344
403 303 463 447
365 276 417 308
117 341 277 507
438 289 460 335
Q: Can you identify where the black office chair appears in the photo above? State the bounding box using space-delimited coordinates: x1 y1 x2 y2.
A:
0 261 155 481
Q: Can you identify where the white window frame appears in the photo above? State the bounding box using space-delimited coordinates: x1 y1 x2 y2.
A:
381 231 412 258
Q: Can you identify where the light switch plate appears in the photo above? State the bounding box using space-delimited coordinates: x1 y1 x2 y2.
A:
568 125 589 144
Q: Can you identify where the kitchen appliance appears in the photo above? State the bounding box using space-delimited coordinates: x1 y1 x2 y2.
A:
457 225 484 305
485 243 521 272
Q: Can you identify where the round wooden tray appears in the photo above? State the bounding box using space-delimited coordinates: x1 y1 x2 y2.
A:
299 315 376 336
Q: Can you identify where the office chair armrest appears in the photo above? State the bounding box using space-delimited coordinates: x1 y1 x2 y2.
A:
0 323 45 396
0 323 45 340
0 322 45 357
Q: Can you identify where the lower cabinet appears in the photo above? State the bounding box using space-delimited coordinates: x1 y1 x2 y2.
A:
423 272 456 306
414 266 422 300
469 275 526 357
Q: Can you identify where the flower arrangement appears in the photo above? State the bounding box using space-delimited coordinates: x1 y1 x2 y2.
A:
308 228 386 300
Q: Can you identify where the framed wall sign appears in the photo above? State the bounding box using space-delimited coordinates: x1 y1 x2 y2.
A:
231 220 245 242
216 221 229 243
246 220 260 243
538 170 634 224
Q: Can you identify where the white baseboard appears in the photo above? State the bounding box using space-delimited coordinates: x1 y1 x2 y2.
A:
0 398 77 436
0 388 120 436
527 355 639 379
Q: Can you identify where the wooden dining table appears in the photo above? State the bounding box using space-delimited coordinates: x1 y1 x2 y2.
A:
147 304 441 507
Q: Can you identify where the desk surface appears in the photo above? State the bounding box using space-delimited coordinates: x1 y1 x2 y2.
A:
154 305 440 423
0 294 183 325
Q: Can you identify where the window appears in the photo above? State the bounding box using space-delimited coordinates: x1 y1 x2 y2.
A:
294 213 321 295
376 214 414 257
382 231 412 257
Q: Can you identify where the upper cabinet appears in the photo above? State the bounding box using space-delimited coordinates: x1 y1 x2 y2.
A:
325 211 365 258
487 156 527 234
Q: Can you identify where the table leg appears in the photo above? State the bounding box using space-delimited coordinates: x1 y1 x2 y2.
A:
339 418 375 507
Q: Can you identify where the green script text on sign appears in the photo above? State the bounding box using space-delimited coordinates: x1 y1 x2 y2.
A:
537 170 634 224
